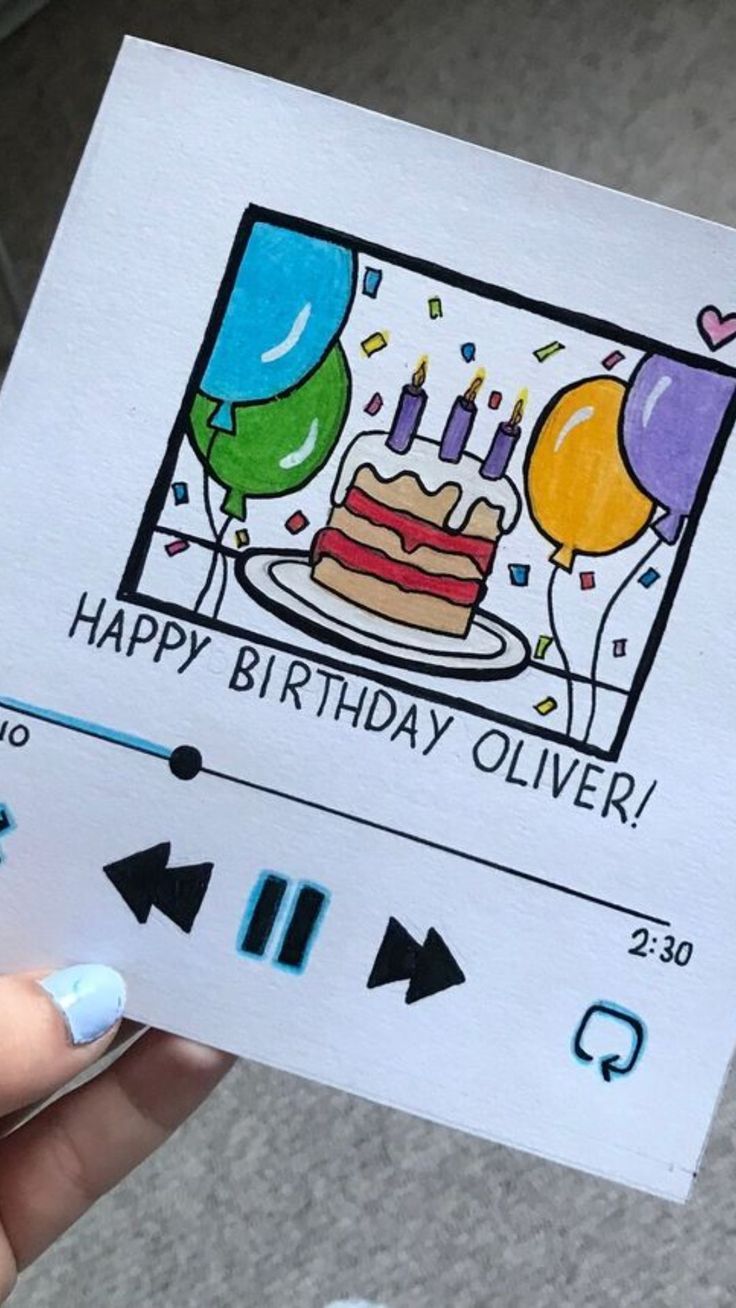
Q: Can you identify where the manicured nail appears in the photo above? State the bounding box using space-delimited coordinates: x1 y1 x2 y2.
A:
40 964 126 1046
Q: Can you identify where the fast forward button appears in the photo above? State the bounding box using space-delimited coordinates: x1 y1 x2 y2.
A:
367 915 465 1004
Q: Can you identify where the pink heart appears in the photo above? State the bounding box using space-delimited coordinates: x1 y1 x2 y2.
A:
697 304 736 352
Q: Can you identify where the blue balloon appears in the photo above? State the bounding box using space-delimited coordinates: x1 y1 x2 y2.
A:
201 223 356 429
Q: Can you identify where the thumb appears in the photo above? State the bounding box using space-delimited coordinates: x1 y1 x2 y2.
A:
0 966 126 1117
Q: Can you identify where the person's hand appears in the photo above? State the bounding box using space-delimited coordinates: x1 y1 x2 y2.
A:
0 964 234 1301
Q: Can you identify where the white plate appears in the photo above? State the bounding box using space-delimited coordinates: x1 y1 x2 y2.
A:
237 550 530 679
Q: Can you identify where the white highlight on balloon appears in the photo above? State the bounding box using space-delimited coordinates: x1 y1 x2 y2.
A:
553 405 593 452
279 418 319 469
261 302 312 363
642 373 671 427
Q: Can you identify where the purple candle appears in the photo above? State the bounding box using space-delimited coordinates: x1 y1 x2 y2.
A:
439 373 484 462
481 391 526 479
387 358 428 453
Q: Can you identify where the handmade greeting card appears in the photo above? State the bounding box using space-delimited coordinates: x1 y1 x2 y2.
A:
1 37 736 1200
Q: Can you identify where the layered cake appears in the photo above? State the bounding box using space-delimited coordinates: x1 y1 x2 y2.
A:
310 432 521 637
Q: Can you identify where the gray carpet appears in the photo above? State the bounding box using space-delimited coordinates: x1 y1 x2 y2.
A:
3 1 736 1303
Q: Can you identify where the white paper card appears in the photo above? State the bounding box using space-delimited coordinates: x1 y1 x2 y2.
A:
2 37 736 1200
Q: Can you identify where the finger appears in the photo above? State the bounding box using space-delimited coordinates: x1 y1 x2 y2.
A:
0 1020 145 1139
0 965 126 1117
0 1030 235 1272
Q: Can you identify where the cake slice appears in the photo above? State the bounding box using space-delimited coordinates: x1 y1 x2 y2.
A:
311 432 520 637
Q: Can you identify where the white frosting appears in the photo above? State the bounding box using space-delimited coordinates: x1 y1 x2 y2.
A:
332 431 521 533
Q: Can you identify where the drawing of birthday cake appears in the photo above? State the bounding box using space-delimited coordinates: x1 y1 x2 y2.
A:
310 428 521 637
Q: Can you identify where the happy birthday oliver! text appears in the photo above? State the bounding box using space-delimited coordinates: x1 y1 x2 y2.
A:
68 593 657 826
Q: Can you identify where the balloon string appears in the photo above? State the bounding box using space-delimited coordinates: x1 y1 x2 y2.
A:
546 565 574 736
581 537 663 745
194 428 229 614
194 514 231 615
211 517 233 620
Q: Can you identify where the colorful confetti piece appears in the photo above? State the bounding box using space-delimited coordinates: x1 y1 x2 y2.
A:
460 342 476 362
534 340 565 362
535 696 558 716
602 349 625 370
579 570 596 590
234 528 250 549
613 638 627 657
362 267 382 298
364 392 384 416
428 296 443 319
285 510 309 535
171 481 189 506
165 538 189 557
508 563 530 587
488 390 502 410
535 635 553 660
639 567 660 588
361 331 388 357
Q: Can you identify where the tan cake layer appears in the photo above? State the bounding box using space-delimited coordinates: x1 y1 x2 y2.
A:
353 466 502 539
313 557 471 637
456 499 502 539
327 505 483 580
353 466 458 526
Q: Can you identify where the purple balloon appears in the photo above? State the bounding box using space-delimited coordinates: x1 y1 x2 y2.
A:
622 355 736 543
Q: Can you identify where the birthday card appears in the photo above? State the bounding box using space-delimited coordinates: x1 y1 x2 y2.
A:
1 37 736 1200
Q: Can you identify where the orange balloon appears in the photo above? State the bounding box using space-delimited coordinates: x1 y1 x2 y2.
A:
525 377 653 570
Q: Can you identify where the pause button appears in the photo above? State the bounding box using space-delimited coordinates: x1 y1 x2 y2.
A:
236 871 330 974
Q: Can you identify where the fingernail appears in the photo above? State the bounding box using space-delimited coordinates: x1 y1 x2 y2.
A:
40 964 126 1046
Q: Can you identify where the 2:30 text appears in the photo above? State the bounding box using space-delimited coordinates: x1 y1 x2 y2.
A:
628 928 693 967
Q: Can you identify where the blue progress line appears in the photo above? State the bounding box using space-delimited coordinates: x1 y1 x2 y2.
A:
0 695 171 759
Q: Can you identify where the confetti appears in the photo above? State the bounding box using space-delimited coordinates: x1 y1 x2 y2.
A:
460 342 476 362
234 528 250 549
285 510 309 535
613 638 627 657
638 566 660 588
508 563 530 587
534 340 565 362
171 481 189 505
428 296 443 319
362 267 382 298
364 392 384 416
488 390 502 410
165 538 189 557
361 331 388 357
535 696 558 716
535 635 553 660
579 570 596 590
602 349 625 370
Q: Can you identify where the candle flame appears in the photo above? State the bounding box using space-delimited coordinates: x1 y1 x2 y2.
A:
412 355 428 389
510 387 528 426
464 368 485 404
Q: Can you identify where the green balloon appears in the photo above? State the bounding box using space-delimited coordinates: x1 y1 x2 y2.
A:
189 344 350 520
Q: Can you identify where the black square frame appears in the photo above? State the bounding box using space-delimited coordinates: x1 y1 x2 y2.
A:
119 205 736 762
